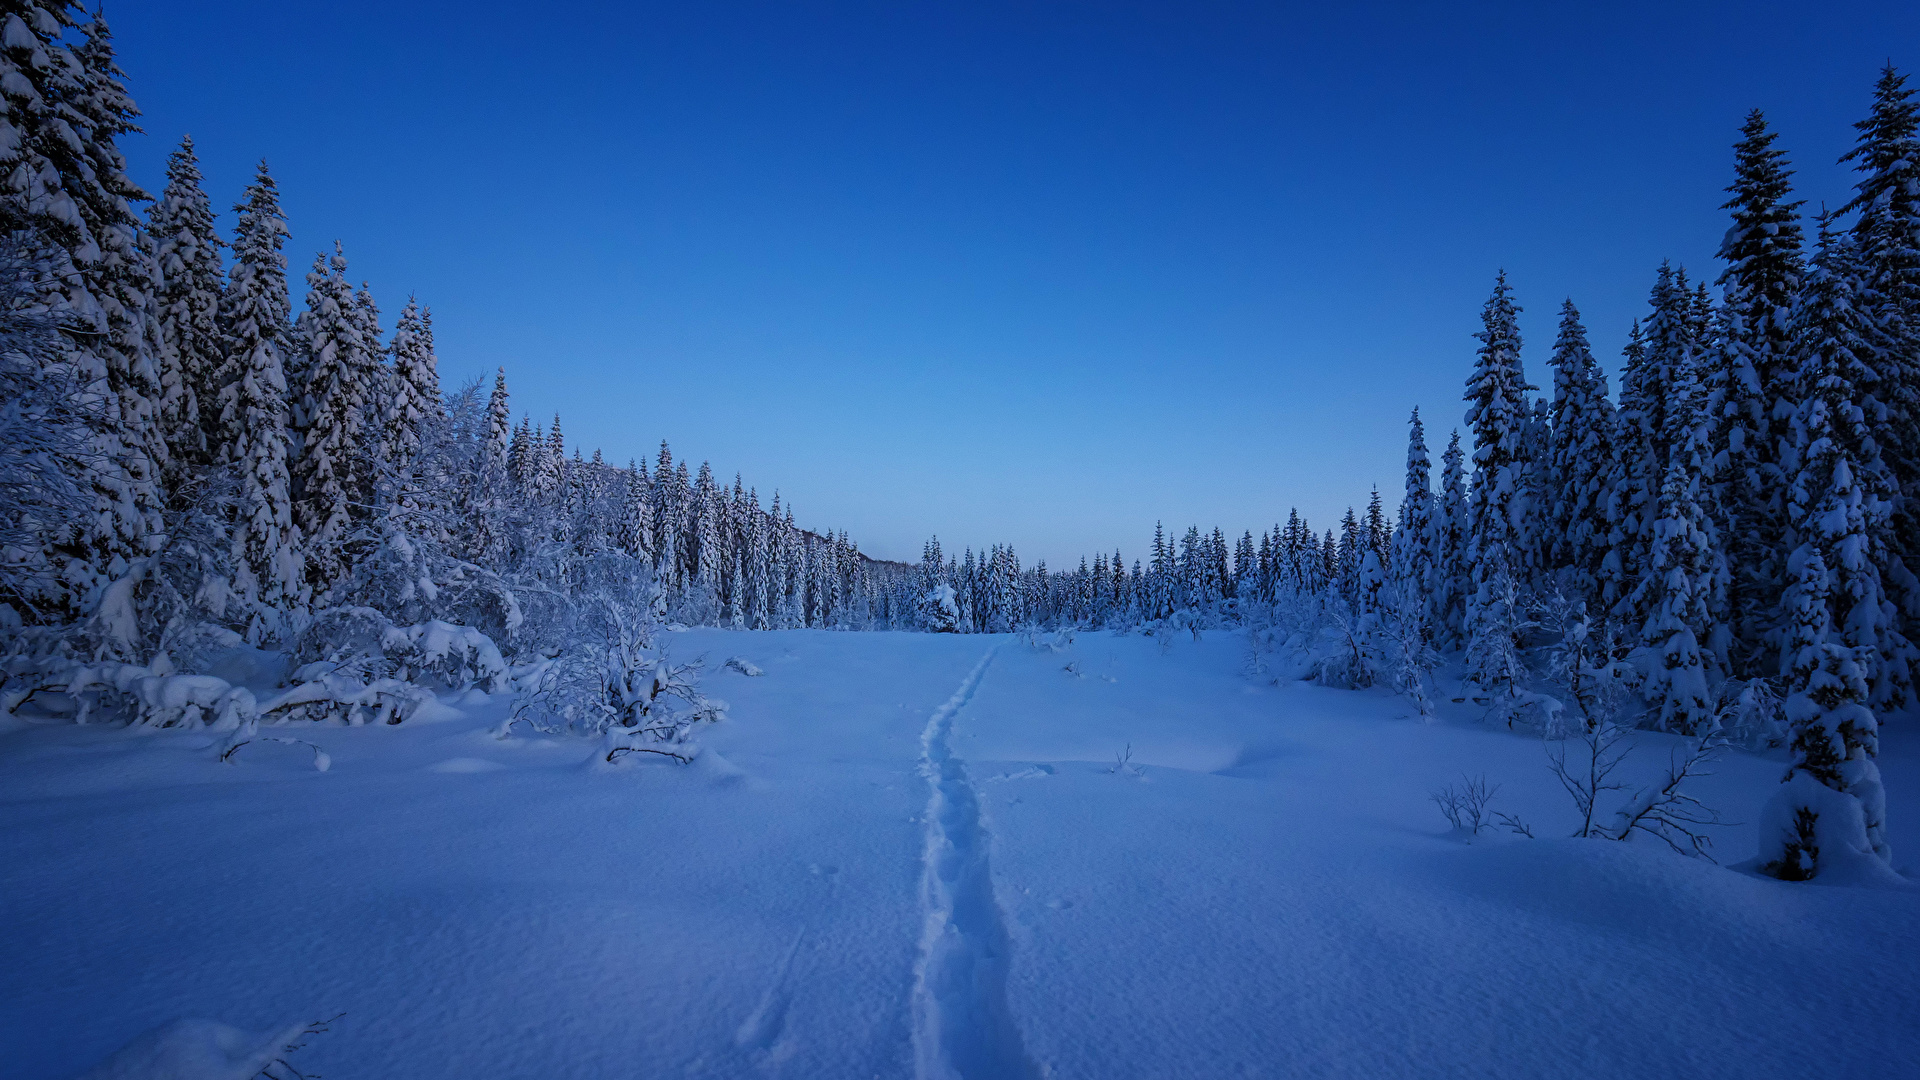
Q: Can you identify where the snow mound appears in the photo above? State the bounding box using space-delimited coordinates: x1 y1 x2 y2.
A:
692 746 753 785
429 757 507 774
69 1017 303 1080
725 656 766 676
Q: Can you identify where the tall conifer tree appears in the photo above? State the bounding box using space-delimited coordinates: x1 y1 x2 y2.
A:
217 163 302 635
0 5 164 614
1711 110 1804 670
148 134 225 493
290 242 376 592
1393 409 1434 627
1545 300 1614 607
1838 65 1920 632
1462 272 1533 688
1432 431 1468 646
1786 215 1914 710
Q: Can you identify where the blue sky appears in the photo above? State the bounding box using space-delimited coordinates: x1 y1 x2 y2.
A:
113 2 1919 566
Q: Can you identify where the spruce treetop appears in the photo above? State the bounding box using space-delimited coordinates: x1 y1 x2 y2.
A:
1464 271 1533 469
1838 64 1919 222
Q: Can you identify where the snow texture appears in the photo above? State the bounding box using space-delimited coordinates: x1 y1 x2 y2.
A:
7 630 1917 1080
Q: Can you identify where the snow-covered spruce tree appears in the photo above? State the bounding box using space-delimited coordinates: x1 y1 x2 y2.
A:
1600 321 1648 622
1839 65 1920 623
1545 300 1614 608
148 134 225 496
728 546 746 628
1211 526 1233 603
694 461 721 588
538 416 566 512
356 279 394 494
1759 545 1891 880
505 415 529 488
1516 397 1552 589
1232 532 1255 604
1462 272 1535 700
383 298 439 503
1430 430 1468 647
1786 215 1915 711
1334 510 1361 601
1614 265 1700 633
1392 408 1434 633
290 242 377 598
0 6 166 623
1638 456 1723 735
454 367 511 565
485 369 511 465
1634 341 1730 715
69 15 168 590
216 163 303 637
746 497 771 629
650 442 681 589
618 460 654 562
1710 110 1803 670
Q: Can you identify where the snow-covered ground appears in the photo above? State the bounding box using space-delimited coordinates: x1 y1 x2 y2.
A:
4 629 1917 1079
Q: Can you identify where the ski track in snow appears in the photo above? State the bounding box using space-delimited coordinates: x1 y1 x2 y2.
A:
911 646 1041 1080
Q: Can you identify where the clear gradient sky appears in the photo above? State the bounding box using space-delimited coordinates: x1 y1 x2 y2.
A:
113 2 1920 566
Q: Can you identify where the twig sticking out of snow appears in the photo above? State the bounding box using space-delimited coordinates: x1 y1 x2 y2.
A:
1602 736 1729 860
1105 743 1143 777
1546 724 1633 838
1493 811 1535 838
253 1012 345 1080
1431 774 1500 836
1543 726 1729 857
605 741 694 766
219 730 331 772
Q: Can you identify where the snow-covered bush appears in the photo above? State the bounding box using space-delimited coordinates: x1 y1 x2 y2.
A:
1022 625 1076 653
1464 572 1538 724
60 658 259 729
293 607 508 693
1713 677 1787 750
1541 605 1637 735
329 511 523 643
1382 604 1440 720
265 607 508 725
1311 602 1380 689
504 555 725 762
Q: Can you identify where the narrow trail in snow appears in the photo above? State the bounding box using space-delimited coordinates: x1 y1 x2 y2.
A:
910 646 1041 1080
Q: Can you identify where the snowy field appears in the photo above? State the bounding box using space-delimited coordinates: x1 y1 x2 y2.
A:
5 628 1918 1079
